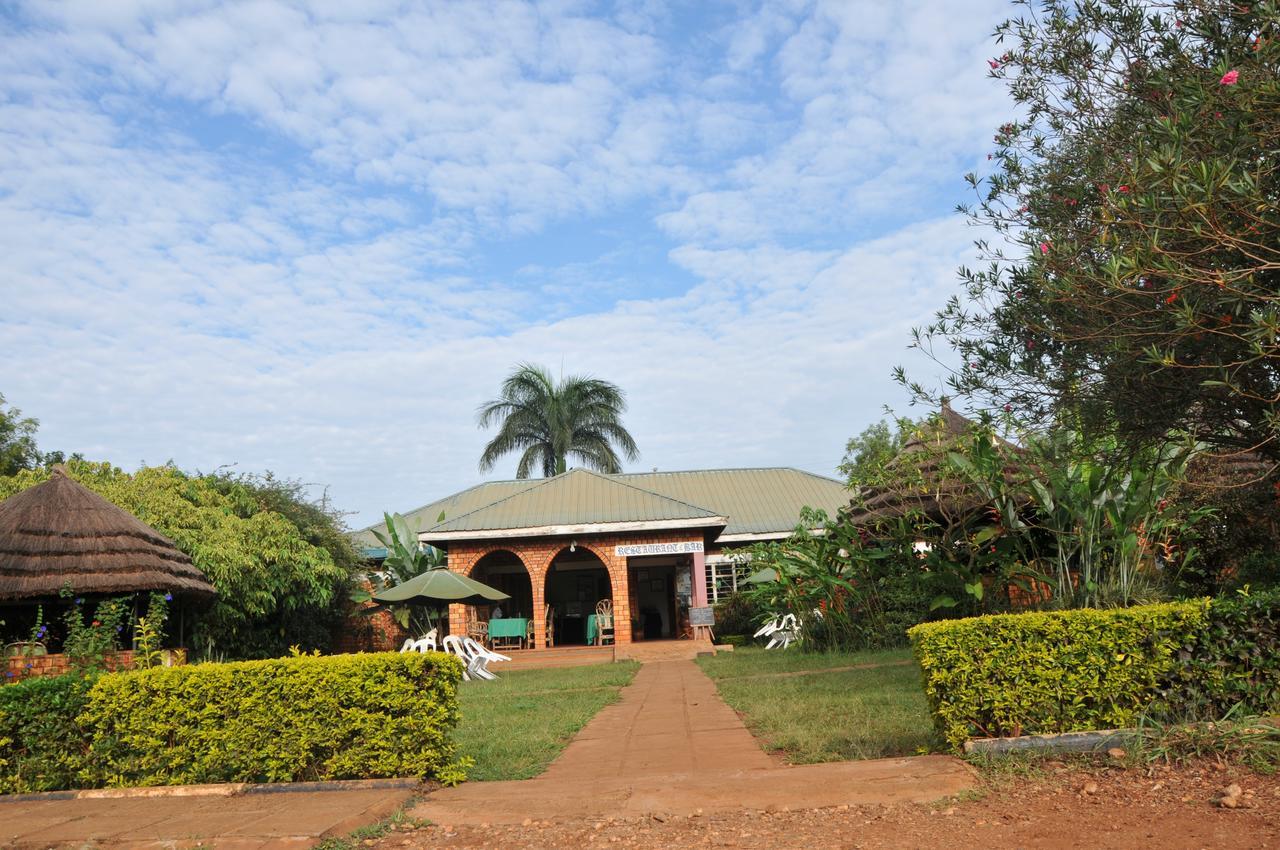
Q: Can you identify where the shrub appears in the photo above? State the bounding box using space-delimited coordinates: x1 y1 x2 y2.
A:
80 652 466 787
0 673 95 793
1157 589 1280 721
0 652 466 793
713 592 765 641
909 601 1208 749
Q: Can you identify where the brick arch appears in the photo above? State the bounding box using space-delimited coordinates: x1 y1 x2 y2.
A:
541 543 629 649
446 545 540 646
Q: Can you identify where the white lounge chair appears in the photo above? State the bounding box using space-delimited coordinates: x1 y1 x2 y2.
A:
754 614 799 649
399 628 438 654
442 634 503 681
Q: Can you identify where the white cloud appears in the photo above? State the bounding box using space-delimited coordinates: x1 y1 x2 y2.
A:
0 0 1011 526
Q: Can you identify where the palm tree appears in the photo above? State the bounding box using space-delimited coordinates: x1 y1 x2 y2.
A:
477 363 640 478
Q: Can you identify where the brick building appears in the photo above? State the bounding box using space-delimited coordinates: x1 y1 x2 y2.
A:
354 468 848 650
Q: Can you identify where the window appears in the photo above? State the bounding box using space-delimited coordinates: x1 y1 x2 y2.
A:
705 557 752 604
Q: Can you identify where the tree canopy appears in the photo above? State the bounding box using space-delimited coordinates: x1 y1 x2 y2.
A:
0 393 42 476
838 417 921 487
476 363 640 478
0 462 361 658
906 0 1280 459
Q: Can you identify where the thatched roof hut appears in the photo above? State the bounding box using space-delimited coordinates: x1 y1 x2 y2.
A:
845 401 1023 528
0 467 216 601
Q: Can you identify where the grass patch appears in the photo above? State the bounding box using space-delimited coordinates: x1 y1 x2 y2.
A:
697 647 936 763
698 646 914 680
453 661 639 781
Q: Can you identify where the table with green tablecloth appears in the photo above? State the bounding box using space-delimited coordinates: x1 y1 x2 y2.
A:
487 617 528 647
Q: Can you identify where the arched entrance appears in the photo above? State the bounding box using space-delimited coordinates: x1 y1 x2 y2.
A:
470 549 533 623
543 546 613 646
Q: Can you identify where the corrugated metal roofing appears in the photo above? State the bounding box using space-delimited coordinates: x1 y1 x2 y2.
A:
427 468 723 533
354 467 850 545
618 468 848 536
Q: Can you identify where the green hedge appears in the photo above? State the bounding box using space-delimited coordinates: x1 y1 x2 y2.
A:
1157 589 1280 720
0 673 96 794
0 652 465 793
909 601 1209 748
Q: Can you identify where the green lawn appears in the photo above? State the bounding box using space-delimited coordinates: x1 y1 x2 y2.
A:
453 662 639 781
696 647 937 763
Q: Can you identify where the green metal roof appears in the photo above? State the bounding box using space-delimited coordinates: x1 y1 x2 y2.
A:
354 467 849 546
425 468 724 536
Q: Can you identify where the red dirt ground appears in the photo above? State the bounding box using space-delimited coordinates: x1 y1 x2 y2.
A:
377 761 1280 850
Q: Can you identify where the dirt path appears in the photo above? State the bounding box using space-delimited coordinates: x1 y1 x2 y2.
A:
383 762 1280 849
412 659 974 826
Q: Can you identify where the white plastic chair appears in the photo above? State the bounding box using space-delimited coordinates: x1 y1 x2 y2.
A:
754 614 799 649
442 634 502 681
398 628 438 654
463 637 509 680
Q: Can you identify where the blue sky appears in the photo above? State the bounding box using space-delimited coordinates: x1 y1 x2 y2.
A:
0 0 1015 528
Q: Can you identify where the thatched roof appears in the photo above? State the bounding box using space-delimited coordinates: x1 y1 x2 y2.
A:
845 401 1023 528
0 467 217 601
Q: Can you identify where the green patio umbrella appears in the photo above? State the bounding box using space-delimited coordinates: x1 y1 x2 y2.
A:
745 566 778 584
372 567 510 607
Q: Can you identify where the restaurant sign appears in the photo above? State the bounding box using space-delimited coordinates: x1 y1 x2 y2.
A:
615 541 704 557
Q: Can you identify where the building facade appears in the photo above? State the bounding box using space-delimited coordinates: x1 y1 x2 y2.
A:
356 467 849 649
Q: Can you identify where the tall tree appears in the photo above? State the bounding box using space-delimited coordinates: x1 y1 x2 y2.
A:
0 392 41 476
905 1 1280 458
477 363 640 478
838 417 921 487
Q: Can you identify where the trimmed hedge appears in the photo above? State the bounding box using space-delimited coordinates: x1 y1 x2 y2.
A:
1157 589 1280 720
909 601 1209 748
0 652 465 793
0 673 96 794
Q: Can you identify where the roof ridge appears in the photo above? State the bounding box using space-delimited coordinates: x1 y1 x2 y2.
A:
423 472 574 532
355 479 532 534
572 468 721 517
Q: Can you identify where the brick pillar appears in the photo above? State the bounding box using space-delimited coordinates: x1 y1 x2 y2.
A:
530 565 547 649
692 550 708 607
447 602 467 638
611 551 632 646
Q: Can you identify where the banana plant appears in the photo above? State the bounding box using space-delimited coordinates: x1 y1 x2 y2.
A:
352 511 446 630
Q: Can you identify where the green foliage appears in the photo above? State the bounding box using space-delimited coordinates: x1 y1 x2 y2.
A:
74 652 467 789
0 461 358 659
909 601 1209 748
0 391 42 476
133 593 170 670
838 417 920 487
353 512 448 632
476 362 639 478
711 591 766 641
1156 588 1280 720
905 0 1280 461
744 509 947 651
0 673 96 793
58 592 130 672
945 426 1208 609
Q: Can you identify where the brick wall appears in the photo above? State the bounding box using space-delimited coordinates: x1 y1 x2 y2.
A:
3 648 187 685
331 601 409 654
445 530 708 649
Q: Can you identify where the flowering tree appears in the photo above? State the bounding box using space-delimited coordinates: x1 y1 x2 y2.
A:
904 1 1280 459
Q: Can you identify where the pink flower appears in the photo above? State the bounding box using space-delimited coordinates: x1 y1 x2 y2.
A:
1117 185 1130 193
1220 69 1239 85
1039 241 1051 255
988 58 1000 70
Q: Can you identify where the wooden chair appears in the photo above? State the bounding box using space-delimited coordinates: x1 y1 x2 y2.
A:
544 604 555 649
467 616 489 647
595 599 614 646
